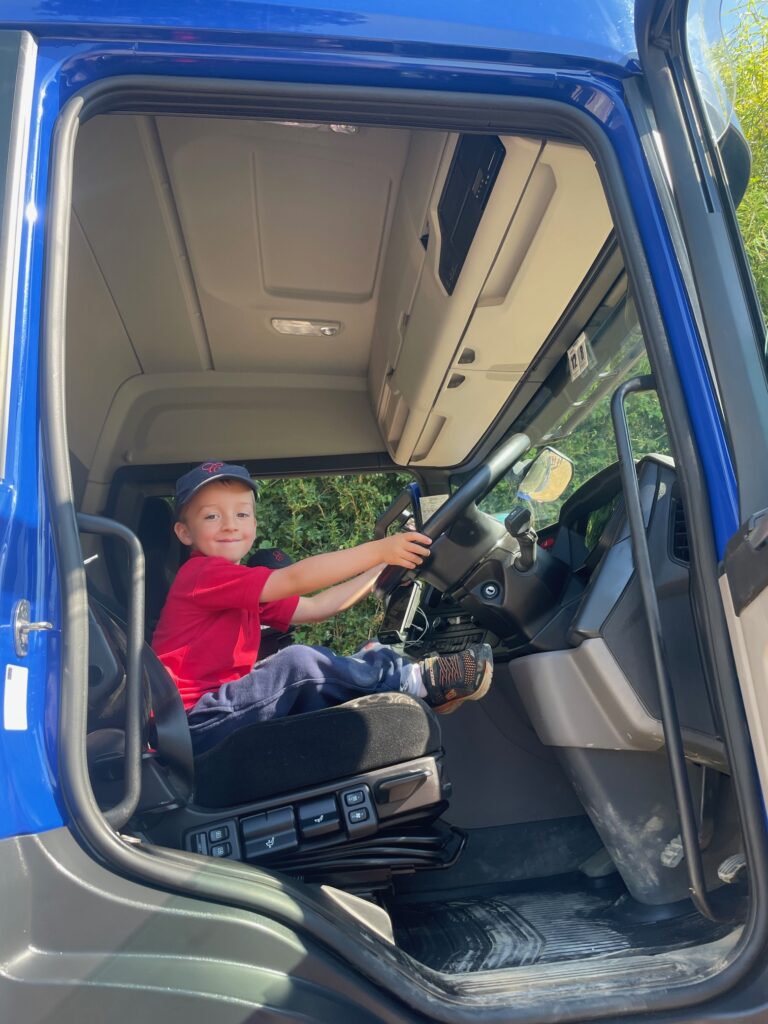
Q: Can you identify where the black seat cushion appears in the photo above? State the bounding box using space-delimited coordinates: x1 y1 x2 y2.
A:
193 692 441 808
87 595 441 812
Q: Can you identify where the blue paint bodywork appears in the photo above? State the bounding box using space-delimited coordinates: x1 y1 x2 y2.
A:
3 1 639 69
0 2 741 837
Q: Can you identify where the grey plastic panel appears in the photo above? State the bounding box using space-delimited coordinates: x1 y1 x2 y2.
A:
559 747 703 904
564 458 720 746
512 637 726 769
570 459 657 640
569 535 634 639
603 461 719 738
438 677 584 828
0 828 407 1023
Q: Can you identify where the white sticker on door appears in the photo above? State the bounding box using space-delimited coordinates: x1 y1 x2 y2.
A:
4 664 28 730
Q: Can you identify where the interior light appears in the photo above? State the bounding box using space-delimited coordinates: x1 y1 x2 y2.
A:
271 318 341 337
269 121 323 129
268 121 358 134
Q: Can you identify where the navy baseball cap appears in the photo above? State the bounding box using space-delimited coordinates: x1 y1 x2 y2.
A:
174 462 259 515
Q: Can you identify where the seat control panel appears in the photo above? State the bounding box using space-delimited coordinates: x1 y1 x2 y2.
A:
185 789 379 862
186 817 241 860
182 756 438 864
340 784 377 838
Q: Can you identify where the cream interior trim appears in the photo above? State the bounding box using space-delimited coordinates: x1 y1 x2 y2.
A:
81 371 380 504
374 137 613 466
66 114 613 505
512 638 727 770
720 577 768 797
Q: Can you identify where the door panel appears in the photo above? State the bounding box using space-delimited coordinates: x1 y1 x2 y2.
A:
635 0 768 815
0 32 64 839
634 0 768 541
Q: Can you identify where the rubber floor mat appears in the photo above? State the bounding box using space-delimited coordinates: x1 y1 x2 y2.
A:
392 881 729 973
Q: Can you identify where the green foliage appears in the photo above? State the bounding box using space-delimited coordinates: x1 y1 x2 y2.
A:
720 0 768 320
478 358 670 530
252 472 410 652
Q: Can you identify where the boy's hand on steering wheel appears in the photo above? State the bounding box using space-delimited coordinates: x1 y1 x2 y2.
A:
377 531 431 570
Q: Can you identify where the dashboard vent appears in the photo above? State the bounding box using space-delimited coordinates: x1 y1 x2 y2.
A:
671 499 690 564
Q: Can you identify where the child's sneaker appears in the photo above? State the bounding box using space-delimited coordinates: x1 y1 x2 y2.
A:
419 643 493 714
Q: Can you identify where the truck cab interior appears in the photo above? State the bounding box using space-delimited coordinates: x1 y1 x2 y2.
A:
63 107 747 994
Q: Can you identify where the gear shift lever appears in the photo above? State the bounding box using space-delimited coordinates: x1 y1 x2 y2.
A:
504 507 538 571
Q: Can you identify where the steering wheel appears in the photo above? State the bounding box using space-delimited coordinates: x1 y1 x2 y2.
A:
376 432 532 597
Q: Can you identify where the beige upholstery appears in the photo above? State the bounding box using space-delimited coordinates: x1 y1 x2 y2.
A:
66 115 612 509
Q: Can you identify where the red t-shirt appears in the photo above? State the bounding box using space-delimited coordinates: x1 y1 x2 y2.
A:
152 551 300 711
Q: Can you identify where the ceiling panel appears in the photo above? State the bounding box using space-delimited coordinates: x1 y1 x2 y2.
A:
157 117 410 375
73 115 208 374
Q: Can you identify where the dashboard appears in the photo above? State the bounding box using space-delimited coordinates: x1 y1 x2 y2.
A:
381 457 702 697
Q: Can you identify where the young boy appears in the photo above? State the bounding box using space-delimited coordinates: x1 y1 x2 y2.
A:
152 462 493 756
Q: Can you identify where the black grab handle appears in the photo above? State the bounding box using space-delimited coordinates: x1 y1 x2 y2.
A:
78 513 145 831
610 376 720 923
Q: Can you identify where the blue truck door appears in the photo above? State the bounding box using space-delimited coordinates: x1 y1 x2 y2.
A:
0 31 64 841
634 0 768 797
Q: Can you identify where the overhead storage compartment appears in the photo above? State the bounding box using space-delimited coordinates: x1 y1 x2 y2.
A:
437 134 506 295
371 135 613 467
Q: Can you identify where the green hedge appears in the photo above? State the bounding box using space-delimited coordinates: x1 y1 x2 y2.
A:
252 472 410 652
721 1 768 321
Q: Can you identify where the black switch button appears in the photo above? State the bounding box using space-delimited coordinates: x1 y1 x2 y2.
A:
241 807 293 840
344 790 365 807
209 826 229 844
210 842 232 858
348 808 369 824
244 829 298 860
193 831 208 856
298 795 340 839
241 806 298 861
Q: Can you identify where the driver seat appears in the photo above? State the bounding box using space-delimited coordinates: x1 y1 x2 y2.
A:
86 589 450 882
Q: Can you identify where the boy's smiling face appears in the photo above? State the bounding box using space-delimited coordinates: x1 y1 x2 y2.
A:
174 479 256 564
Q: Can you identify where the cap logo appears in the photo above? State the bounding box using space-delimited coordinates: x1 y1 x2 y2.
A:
201 462 225 473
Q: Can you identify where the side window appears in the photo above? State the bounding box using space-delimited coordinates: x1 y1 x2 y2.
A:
253 472 410 652
687 1 768 331
477 295 671 531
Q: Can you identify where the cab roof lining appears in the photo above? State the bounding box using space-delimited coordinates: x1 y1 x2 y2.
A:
67 94 611 511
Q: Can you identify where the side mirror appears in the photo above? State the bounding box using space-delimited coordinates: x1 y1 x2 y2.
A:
518 447 573 503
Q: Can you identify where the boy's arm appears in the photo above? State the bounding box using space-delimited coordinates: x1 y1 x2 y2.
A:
289 565 384 625
259 533 430 603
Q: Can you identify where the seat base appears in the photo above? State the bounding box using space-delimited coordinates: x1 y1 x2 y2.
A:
192 691 442 808
274 819 465 893
142 753 450 886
